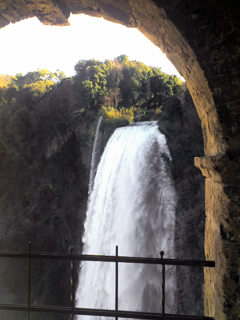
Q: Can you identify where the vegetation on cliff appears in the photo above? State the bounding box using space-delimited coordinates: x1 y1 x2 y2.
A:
0 57 203 319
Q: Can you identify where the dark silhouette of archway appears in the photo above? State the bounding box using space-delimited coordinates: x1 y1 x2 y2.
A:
0 1 239 319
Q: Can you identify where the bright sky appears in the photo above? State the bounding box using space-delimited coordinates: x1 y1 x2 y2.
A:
0 14 183 79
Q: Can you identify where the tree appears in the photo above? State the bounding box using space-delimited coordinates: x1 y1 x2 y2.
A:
74 60 108 109
116 54 129 64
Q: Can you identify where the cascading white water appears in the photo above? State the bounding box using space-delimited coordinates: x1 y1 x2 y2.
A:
89 116 103 194
76 121 176 316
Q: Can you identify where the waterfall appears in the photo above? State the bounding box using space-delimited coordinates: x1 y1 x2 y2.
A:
76 121 176 316
89 116 103 193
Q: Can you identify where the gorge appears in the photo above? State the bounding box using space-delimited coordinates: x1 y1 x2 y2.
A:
0 65 206 318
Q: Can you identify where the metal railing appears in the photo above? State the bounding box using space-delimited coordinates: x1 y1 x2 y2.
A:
0 242 215 320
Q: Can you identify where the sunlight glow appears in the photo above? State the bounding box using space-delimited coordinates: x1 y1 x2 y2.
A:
0 14 183 79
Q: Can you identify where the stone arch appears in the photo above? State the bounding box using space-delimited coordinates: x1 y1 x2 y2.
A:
0 1 239 319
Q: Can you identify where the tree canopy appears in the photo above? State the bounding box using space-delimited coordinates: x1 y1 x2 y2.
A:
73 56 182 112
0 58 183 169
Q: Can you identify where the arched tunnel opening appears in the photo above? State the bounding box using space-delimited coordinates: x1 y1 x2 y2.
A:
0 1 239 319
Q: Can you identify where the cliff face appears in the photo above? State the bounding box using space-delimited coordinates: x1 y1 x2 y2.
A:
0 138 88 315
158 90 205 315
0 81 98 318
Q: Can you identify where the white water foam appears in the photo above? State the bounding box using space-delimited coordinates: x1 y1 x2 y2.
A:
76 121 176 317
88 116 103 194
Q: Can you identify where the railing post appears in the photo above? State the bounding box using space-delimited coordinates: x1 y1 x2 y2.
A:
70 246 75 320
28 242 32 320
160 251 165 317
115 245 119 320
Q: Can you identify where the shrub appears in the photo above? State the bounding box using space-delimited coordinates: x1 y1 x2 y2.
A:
101 106 134 123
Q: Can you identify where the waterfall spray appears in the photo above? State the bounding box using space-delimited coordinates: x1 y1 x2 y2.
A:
77 121 176 317
89 116 103 194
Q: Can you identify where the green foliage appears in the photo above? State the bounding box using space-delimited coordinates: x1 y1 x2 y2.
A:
74 59 108 109
6 69 66 99
116 54 129 63
0 75 91 319
10 106 31 152
23 79 55 96
74 55 183 112
0 75 13 88
148 69 182 109
101 106 134 123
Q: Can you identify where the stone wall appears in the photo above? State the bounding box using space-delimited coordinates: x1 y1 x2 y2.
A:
0 1 239 319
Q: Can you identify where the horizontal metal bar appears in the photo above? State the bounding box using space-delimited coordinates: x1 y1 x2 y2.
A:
0 252 215 267
0 304 214 320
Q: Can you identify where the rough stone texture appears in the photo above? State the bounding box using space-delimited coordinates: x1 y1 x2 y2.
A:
0 1 239 319
0 0 70 27
195 155 240 320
